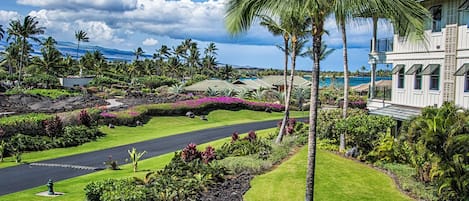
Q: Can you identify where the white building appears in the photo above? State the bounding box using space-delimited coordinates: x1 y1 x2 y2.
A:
368 0 469 120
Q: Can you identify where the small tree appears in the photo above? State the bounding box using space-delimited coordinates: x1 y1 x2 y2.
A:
128 147 146 172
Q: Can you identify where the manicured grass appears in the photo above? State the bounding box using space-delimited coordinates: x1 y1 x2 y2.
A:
0 128 275 201
244 147 413 201
0 110 307 169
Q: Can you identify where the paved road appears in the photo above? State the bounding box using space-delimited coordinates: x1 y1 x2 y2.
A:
0 118 305 196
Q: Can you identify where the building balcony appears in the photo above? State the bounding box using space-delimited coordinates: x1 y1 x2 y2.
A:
371 38 393 53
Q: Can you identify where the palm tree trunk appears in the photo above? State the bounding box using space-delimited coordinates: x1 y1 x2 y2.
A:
283 36 289 104
306 22 322 201
18 38 26 86
276 36 296 144
340 21 348 152
77 41 82 77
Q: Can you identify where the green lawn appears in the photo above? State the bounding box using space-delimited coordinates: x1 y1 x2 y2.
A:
0 110 307 169
245 147 413 201
0 128 275 201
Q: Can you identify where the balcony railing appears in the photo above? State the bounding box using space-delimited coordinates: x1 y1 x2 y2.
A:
369 85 392 101
370 38 393 52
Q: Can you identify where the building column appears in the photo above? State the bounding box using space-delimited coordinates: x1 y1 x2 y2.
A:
370 16 378 99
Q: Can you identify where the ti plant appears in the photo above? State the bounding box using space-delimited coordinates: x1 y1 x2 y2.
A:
128 147 147 172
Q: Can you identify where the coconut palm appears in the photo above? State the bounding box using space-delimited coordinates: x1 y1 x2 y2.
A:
225 0 427 199
7 16 45 85
204 42 218 71
75 30 89 76
274 11 311 143
30 36 63 76
259 15 290 105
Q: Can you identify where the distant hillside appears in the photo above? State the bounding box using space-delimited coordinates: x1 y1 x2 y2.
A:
0 39 152 62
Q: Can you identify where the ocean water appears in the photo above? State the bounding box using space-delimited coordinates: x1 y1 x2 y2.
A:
308 76 392 87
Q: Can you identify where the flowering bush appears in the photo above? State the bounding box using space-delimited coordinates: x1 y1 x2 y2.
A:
100 112 117 118
172 97 283 111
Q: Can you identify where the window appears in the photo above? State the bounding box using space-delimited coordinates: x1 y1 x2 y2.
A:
415 68 422 90
398 68 405 89
465 72 469 92
430 67 440 90
430 5 442 32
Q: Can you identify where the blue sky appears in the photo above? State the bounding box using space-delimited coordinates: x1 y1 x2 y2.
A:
0 0 395 71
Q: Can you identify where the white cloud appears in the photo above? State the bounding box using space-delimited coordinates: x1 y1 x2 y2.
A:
0 10 20 25
142 37 158 46
17 0 138 11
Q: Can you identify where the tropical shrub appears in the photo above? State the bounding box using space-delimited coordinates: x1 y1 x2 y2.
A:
336 114 395 159
135 76 179 89
128 147 146 172
22 74 60 89
218 131 272 159
78 109 92 127
317 108 367 141
89 76 126 88
401 103 469 200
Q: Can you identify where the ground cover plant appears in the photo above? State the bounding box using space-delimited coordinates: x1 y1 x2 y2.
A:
5 88 81 99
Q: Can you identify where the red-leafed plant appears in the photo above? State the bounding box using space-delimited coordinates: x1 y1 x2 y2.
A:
201 146 216 164
79 109 92 127
231 132 239 143
181 143 201 162
43 116 63 138
244 130 257 142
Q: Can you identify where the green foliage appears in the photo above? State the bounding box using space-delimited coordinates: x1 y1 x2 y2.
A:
128 147 147 172
169 83 185 94
401 102 469 200
5 88 80 99
84 178 147 201
218 135 272 159
217 155 271 174
317 108 367 140
0 113 53 137
367 132 398 163
0 140 5 162
43 115 63 138
89 76 126 88
185 74 208 86
205 87 219 96
22 74 60 88
336 114 396 158
134 76 179 89
317 139 339 152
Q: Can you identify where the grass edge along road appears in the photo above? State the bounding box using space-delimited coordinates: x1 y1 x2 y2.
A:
0 110 307 169
244 147 413 201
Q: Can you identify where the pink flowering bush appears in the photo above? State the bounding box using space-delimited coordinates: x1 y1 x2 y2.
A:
172 96 283 111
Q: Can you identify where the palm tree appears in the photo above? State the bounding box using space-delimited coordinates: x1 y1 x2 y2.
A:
75 30 89 77
275 11 311 144
204 42 218 71
134 47 144 61
7 16 45 85
259 15 290 105
0 25 4 41
225 0 427 200
30 36 62 76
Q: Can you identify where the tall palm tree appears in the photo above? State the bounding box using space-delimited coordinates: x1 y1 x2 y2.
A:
275 11 311 144
259 15 290 105
204 42 218 71
75 30 89 77
7 16 45 85
225 0 427 200
30 36 62 76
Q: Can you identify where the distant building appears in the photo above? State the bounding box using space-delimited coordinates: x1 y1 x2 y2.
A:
232 78 274 91
368 0 469 121
184 79 242 93
59 76 94 88
259 75 311 91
